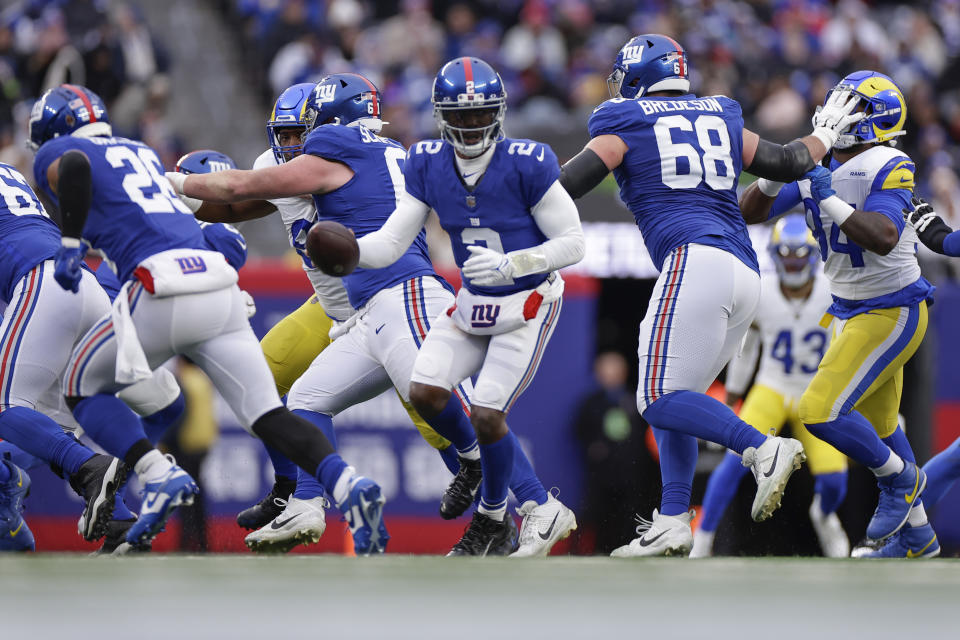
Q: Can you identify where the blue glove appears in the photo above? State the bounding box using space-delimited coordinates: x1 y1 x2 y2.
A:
804 165 835 202
54 239 87 293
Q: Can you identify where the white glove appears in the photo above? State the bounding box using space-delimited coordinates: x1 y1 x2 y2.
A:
810 89 865 150
241 289 257 318
164 171 203 213
462 244 515 286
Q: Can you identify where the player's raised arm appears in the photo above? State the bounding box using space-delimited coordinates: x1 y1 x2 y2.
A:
804 166 899 255
462 180 585 286
559 135 626 200
355 189 431 269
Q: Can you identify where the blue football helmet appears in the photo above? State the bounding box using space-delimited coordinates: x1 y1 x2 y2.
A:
27 84 111 150
267 82 316 164
174 149 237 174
302 73 383 137
824 70 907 149
432 57 506 158
608 34 690 99
769 214 819 288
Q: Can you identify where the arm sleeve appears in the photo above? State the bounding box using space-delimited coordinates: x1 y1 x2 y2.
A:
863 189 909 233
356 188 431 269
725 326 760 397
747 139 815 182
508 180 585 276
559 147 610 200
57 150 92 240
768 182 803 219
943 231 960 257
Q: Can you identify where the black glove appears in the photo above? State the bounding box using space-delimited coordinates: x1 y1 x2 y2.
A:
904 195 952 254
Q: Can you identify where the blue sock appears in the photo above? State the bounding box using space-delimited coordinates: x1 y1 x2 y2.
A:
0 461 10 482
423 393 478 455
814 471 847 515
805 410 890 468
0 441 44 471
141 392 186 444
266 445 298 482
508 431 547 505
293 466 326 499
642 391 766 454
881 426 916 464
72 394 150 460
291 409 337 449
478 433 515 518
315 453 349 500
438 444 460 475
921 437 960 508
0 405 94 475
653 426 698 516
699 451 750 531
112 494 136 520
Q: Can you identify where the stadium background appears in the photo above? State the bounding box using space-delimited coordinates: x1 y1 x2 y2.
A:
2 0 960 556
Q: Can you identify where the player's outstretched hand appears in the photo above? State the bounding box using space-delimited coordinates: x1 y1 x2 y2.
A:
463 245 515 286
803 166 836 202
164 172 202 213
904 195 952 253
811 89 865 149
54 238 87 293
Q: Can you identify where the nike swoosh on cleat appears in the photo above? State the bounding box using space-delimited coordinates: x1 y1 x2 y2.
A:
10 521 23 537
538 513 560 540
904 471 920 504
906 535 937 558
271 513 302 529
763 444 781 478
637 530 669 547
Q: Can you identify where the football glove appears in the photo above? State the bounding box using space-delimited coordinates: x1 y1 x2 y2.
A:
904 195 952 254
462 245 515 286
54 238 87 293
804 166 836 202
811 89 865 150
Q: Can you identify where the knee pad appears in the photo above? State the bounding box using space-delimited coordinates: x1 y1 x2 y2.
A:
117 367 181 417
798 392 832 426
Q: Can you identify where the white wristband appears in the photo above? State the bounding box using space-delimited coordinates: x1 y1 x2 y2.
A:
811 127 837 152
165 171 188 195
61 237 83 249
819 195 855 226
756 178 784 197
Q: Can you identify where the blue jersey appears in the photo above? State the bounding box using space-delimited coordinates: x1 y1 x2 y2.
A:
404 138 559 296
588 94 757 272
0 162 61 304
305 124 435 308
34 135 207 282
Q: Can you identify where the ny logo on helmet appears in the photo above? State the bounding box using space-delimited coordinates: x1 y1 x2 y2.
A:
314 84 337 103
207 161 232 172
621 45 643 65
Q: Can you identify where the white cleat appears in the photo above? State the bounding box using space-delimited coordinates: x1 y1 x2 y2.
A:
510 493 577 557
245 496 329 554
743 436 806 522
611 509 694 558
689 528 715 558
808 494 850 558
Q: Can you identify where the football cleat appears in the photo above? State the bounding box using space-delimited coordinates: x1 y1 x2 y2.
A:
236 476 297 530
808 494 849 558
339 475 388 555
245 496 329 554
856 522 940 559
511 493 577 558
69 454 128 541
439 456 482 520
689 528 715 558
610 509 694 558
0 460 34 552
742 436 806 521
92 518 152 555
125 460 199 547
866 462 925 541
447 511 514 557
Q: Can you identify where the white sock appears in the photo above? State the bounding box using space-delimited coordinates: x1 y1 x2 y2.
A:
477 503 506 522
332 466 356 506
870 451 905 477
134 449 171 483
907 502 928 527
459 441 480 461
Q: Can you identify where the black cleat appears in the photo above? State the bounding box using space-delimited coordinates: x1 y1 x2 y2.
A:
439 456 482 520
447 512 514 557
69 454 128 542
236 476 297 530
492 514 518 555
94 518 150 555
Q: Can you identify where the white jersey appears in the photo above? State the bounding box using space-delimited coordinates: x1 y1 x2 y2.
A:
252 150 353 321
727 272 832 400
798 145 920 302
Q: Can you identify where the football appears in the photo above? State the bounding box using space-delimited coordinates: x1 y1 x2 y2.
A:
306 220 359 276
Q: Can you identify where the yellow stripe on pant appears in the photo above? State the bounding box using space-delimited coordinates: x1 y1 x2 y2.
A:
739 384 847 475
798 302 927 439
259 294 451 450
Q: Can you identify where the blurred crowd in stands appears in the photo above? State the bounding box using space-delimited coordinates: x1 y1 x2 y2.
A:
3 0 960 273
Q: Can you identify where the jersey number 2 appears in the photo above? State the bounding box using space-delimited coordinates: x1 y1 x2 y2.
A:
653 115 734 190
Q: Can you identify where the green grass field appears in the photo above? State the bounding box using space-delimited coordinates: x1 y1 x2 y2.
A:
2 555 958 638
